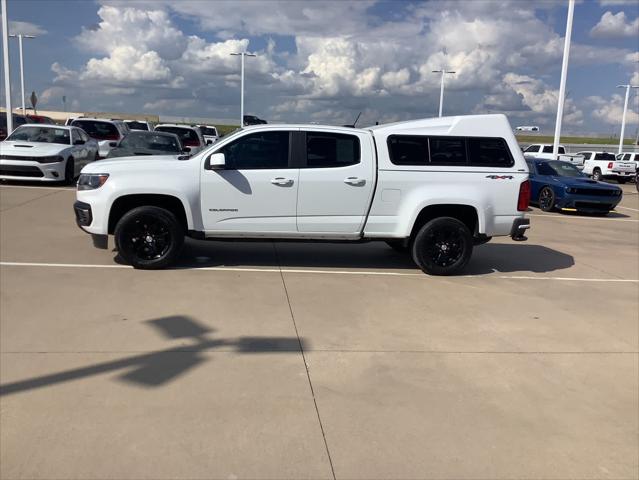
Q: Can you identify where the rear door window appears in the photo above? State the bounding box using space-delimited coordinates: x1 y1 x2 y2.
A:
305 132 360 168
524 145 540 153
594 153 615 161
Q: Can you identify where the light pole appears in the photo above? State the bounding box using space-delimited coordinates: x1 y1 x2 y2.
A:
616 84 639 154
230 51 256 127
1 0 12 133
432 69 455 117
552 0 575 159
9 33 36 116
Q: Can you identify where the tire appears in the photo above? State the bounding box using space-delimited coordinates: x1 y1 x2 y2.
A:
411 217 473 276
538 186 555 212
64 157 75 184
592 168 602 181
385 239 408 253
114 206 184 269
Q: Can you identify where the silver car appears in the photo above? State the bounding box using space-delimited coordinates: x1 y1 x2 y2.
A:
0 124 99 183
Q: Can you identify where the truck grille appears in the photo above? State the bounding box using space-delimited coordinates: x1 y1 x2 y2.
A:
0 165 44 177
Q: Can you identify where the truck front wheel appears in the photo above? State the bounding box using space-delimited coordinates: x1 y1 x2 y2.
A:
114 206 184 269
411 217 473 275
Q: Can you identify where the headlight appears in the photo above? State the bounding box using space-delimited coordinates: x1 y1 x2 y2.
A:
77 173 109 190
38 155 64 164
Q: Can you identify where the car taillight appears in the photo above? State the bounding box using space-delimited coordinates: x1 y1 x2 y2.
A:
184 139 199 147
607 162 613 169
518 180 531 211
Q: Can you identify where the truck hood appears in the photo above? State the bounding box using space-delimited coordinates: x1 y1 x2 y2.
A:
0 141 67 156
81 155 186 173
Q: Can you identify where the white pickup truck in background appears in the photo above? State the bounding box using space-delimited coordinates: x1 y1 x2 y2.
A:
578 151 636 183
74 114 531 275
522 143 585 168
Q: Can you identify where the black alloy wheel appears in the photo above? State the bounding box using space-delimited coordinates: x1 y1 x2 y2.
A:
538 186 555 212
411 217 473 275
114 206 184 269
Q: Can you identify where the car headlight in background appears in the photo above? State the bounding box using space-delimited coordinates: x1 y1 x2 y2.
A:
77 173 109 190
38 155 64 164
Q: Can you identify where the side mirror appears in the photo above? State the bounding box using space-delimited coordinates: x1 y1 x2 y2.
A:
74 139 85 145
108 141 118 147
206 139 213 145
182 146 191 153
208 152 226 170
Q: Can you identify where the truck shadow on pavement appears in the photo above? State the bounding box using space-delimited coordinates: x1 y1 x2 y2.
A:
0 316 305 397
166 240 575 275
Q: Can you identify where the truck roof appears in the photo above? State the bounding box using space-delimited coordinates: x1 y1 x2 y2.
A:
240 114 517 136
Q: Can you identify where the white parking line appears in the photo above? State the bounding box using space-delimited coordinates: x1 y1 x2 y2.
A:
1 261 637 282
616 205 639 213
0 185 73 191
528 214 638 222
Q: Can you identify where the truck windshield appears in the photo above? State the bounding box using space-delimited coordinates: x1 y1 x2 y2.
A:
537 161 583 178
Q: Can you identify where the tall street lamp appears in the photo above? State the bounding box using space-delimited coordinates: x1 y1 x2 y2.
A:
230 51 256 127
9 33 36 115
432 69 455 117
552 0 575 159
1 0 12 133
616 84 639 154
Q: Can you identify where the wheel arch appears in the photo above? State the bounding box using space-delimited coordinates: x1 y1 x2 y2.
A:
108 194 189 234
409 203 480 240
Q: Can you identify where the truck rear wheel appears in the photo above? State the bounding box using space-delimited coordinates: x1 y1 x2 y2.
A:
592 168 602 181
114 206 184 269
411 217 473 275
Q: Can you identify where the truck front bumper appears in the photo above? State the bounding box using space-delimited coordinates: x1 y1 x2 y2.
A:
510 217 530 241
73 201 108 249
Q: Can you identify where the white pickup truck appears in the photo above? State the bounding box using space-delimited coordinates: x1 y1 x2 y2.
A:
522 143 584 168
73 114 531 275
578 151 636 183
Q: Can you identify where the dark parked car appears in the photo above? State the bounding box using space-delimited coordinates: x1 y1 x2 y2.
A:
243 115 267 126
106 131 185 159
526 159 622 214
26 114 55 124
0 114 28 141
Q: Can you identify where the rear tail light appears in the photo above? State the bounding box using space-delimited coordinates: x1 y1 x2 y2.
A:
517 180 531 211
184 139 200 147
608 162 613 169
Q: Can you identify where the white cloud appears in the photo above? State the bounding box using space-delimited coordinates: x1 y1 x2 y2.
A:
80 46 173 83
75 6 187 60
599 0 638 6
587 93 639 126
6 20 47 36
46 1 635 132
590 11 639 39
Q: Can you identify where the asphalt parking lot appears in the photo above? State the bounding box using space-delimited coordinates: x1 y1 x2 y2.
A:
1 183 637 479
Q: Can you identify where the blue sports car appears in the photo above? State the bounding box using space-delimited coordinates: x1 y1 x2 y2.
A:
526 159 622 214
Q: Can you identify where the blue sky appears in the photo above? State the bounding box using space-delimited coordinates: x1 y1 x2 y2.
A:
1 0 638 134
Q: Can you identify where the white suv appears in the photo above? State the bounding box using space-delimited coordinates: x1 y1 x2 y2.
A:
70 118 129 158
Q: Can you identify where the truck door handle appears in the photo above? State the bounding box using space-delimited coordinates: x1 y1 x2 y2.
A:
344 177 365 186
271 177 293 186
